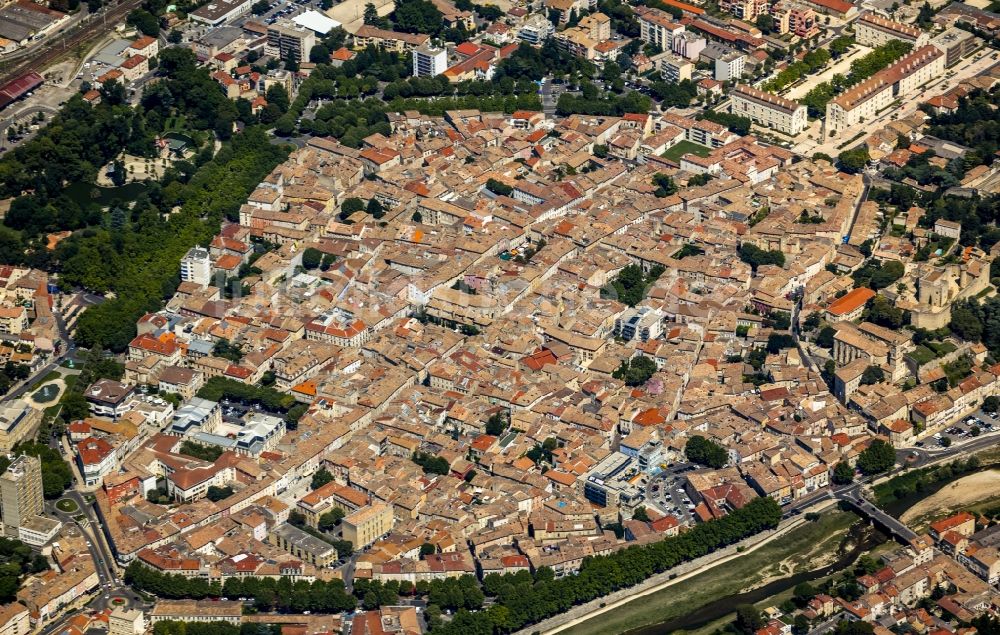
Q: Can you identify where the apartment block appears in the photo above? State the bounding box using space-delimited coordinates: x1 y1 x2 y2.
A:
0 455 42 538
635 6 686 50
826 45 944 137
180 246 211 286
930 27 978 67
412 45 447 77
651 51 694 82
855 12 927 47
266 21 316 63
730 84 808 136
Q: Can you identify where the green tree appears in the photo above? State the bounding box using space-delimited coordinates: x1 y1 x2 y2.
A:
612 355 657 386
652 173 677 197
632 506 650 522
126 9 160 37
366 198 384 219
738 243 785 270
838 146 870 173
860 365 884 385
206 486 233 502
485 178 512 196
484 411 508 436
832 461 854 485
816 325 836 349
311 467 333 490
301 247 323 270
856 439 895 475
341 197 365 217
318 508 344 531
685 435 729 468
734 604 764 635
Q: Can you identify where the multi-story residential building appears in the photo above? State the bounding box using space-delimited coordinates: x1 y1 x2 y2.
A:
266 21 316 63
412 44 447 77
771 1 818 38
77 436 118 487
0 603 30 635
0 455 42 538
730 84 808 136
582 452 645 510
109 607 145 635
825 45 944 137
353 25 428 51
635 6 686 51
517 14 554 44
554 12 613 60
342 503 395 548
119 55 148 83
180 246 211 286
714 50 745 81
721 0 769 21
672 31 706 59
930 27 978 67
855 12 927 47
0 306 27 334
614 307 664 342
85 379 136 420
651 51 693 82
0 400 41 454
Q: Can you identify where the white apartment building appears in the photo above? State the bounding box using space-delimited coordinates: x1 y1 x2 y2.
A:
730 84 808 136
714 50 745 81
180 246 212 286
412 45 448 77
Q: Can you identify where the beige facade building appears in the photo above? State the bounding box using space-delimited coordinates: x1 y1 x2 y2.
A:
342 502 394 549
0 455 42 538
653 51 693 83
730 84 807 136
635 6 685 51
826 46 944 137
0 603 30 635
109 607 145 635
855 12 927 48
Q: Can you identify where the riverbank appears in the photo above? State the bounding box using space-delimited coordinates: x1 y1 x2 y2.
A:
900 468 1000 529
560 508 856 635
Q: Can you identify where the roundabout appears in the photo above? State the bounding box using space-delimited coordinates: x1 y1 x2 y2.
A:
55 498 79 513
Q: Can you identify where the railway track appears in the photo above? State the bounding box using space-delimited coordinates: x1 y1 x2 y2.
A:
0 0 143 86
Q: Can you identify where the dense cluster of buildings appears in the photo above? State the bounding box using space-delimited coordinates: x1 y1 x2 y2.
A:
3 0 1000 631
45 82 987 615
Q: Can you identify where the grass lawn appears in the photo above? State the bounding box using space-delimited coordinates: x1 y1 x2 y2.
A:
568 511 858 635
56 498 79 513
661 140 712 163
908 346 935 366
926 341 957 357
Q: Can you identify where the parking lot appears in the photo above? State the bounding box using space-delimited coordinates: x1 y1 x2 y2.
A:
646 462 699 526
922 409 1000 448
243 0 327 28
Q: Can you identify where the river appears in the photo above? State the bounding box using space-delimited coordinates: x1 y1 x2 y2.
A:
620 523 887 635
620 464 993 634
